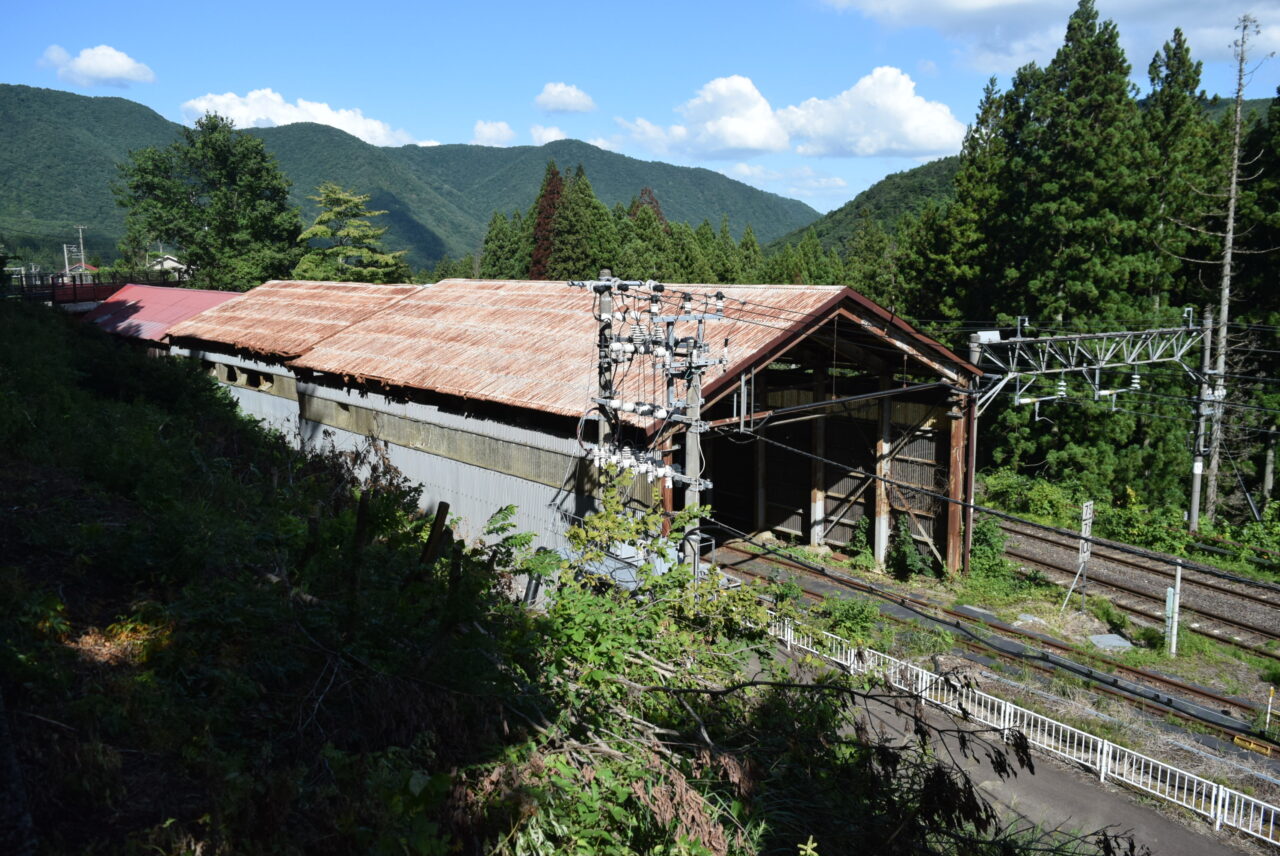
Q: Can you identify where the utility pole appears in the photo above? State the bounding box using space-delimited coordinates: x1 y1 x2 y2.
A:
569 275 721 575
1190 309 1213 532
595 276 614 456
684 308 705 569
76 225 87 271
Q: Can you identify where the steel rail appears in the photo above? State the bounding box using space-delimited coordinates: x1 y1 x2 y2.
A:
711 542 1273 742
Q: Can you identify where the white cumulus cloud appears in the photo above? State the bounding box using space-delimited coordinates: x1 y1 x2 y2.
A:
678 75 791 156
779 67 965 157
587 136 619 151
472 120 516 147
180 88 434 146
619 75 788 158
535 82 596 112
725 163 848 200
40 44 154 87
625 69 962 161
531 124 567 145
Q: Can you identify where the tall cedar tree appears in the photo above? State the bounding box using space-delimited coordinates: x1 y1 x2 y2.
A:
292 183 411 284
716 217 744 284
1144 29 1222 310
528 161 563 280
617 203 670 280
547 166 619 280
479 212 516 279
908 0 1192 506
738 225 764 281
896 81 1007 335
630 186 668 226
1239 88 1280 504
115 113 301 291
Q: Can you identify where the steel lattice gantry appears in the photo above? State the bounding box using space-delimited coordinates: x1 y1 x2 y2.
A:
972 324 1209 415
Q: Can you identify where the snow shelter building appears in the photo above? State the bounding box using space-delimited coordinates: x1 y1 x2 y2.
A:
158 278 981 572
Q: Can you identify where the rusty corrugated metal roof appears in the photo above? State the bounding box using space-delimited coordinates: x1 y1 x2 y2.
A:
171 278 976 421
286 280 854 419
83 284 240 342
166 280 421 359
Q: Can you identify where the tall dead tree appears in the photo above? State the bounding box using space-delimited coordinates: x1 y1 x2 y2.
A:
1205 15 1260 523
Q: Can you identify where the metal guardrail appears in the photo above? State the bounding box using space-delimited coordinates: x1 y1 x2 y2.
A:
3 273 187 304
766 614 1279 847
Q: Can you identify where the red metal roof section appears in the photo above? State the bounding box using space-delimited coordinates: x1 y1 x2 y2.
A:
82 284 239 342
165 280 421 359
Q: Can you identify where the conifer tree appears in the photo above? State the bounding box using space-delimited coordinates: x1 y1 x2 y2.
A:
508 210 533 279
716 217 744 284
899 80 1008 332
293 183 411 284
479 211 520 279
738 225 765 282
630 187 668 227
843 212 900 307
982 1 1152 327
548 167 618 280
667 221 713 282
617 204 670 280
528 161 563 280
693 220 721 282
1143 29 1221 309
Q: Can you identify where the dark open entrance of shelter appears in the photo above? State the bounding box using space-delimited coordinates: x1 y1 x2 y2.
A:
685 313 973 572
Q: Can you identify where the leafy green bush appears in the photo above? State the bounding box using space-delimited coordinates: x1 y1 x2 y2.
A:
954 516 1060 608
982 468 1083 527
813 595 881 642
887 524 936 580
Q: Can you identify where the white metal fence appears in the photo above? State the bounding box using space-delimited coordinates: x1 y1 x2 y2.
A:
766 614 1279 847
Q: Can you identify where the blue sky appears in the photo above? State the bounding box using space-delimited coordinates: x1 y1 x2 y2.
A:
9 0 1280 213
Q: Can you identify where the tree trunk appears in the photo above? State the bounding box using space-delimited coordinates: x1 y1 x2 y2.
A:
1205 16 1255 523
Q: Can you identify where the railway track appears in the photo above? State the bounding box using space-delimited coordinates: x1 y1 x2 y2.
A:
998 520 1280 663
709 541 1276 750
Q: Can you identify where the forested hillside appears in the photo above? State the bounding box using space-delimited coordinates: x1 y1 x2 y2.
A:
0 85 817 269
768 156 961 252
0 86 180 263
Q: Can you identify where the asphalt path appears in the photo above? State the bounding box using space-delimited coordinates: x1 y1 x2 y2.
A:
768 651 1260 855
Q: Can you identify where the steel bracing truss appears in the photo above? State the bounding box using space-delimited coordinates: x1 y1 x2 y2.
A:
973 323 1208 415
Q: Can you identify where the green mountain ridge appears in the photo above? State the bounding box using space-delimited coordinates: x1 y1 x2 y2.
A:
769 156 961 253
0 84 819 270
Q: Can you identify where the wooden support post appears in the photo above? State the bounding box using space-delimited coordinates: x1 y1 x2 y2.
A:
810 414 826 547
809 369 827 547
874 378 892 566
946 396 967 575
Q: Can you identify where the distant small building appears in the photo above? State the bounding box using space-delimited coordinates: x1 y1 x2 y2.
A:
62 261 98 284
147 255 188 275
